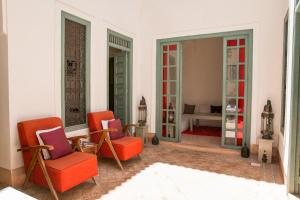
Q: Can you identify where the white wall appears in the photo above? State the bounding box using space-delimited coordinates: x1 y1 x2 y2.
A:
0 0 290 172
0 0 11 169
182 38 223 107
140 0 288 148
5 0 141 170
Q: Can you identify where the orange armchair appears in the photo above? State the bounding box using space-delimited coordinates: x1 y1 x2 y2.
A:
87 111 143 170
17 117 98 200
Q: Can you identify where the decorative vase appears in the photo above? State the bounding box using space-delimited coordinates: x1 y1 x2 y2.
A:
168 103 175 123
241 144 250 158
152 135 159 145
262 151 268 163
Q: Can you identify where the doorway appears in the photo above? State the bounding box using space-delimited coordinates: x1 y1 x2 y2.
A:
181 37 223 148
107 30 133 124
156 30 253 150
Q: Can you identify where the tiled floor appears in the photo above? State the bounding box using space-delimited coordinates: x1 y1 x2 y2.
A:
181 134 221 148
11 142 283 199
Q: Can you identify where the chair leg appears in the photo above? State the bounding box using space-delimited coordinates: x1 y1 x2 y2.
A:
106 139 124 170
96 134 106 156
91 177 97 185
23 150 39 188
37 153 59 200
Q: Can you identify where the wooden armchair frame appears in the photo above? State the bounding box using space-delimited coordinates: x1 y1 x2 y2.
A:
90 124 136 170
17 135 95 200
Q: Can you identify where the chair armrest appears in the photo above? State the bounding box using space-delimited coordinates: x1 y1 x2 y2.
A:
89 128 117 135
17 145 54 152
123 124 136 136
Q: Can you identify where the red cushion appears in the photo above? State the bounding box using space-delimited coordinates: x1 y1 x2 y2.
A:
88 111 143 161
18 117 63 169
108 119 124 140
30 152 98 192
17 117 98 192
87 111 115 143
100 136 143 161
40 128 73 159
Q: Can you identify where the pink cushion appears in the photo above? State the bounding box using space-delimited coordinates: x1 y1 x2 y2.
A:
40 128 73 159
108 119 124 140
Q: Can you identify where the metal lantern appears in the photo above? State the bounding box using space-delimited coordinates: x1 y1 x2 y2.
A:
138 96 147 126
261 100 274 139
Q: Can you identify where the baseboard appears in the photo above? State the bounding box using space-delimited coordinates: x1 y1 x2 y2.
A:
0 167 12 186
0 166 25 187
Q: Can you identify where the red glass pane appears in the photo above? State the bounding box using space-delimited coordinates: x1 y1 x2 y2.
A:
238 99 244 113
239 39 245 45
239 65 245 80
237 115 243 146
163 82 167 94
239 82 244 97
163 45 168 51
238 116 244 129
163 96 167 109
162 125 167 137
237 131 243 146
162 111 167 123
163 67 167 80
227 40 237 46
169 44 177 51
239 48 245 62
163 53 168 66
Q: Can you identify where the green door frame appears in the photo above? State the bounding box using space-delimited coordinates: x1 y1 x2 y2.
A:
107 29 133 124
288 1 300 194
61 11 91 132
156 29 253 146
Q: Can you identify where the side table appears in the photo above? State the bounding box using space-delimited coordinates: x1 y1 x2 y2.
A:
135 125 148 144
74 141 97 155
80 145 97 155
258 138 274 163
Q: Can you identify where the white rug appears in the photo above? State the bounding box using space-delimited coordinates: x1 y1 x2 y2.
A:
100 162 286 200
0 187 36 200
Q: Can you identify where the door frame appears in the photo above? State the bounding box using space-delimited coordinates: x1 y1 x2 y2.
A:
288 1 300 194
156 42 182 142
61 11 91 132
107 29 133 124
156 29 253 145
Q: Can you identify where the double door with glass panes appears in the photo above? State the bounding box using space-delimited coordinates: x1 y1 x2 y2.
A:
157 35 250 147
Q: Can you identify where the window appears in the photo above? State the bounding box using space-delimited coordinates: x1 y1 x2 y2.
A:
281 12 288 134
62 12 90 130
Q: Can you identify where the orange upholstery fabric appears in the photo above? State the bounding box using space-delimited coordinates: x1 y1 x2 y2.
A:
87 111 115 143
87 111 143 161
18 117 63 169
17 117 98 192
45 152 97 192
100 136 143 161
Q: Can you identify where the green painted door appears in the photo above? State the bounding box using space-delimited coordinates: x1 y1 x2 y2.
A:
157 42 181 142
222 37 249 149
114 52 128 124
